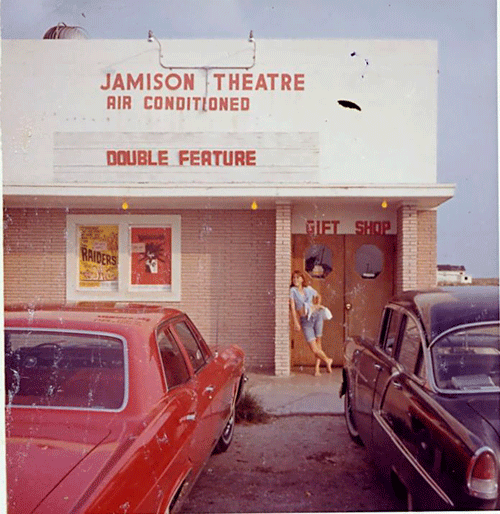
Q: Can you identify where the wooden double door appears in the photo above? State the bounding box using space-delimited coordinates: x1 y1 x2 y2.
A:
291 234 396 367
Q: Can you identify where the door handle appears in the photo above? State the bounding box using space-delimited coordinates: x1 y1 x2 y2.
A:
181 413 196 422
393 381 403 390
374 363 382 370
204 386 215 394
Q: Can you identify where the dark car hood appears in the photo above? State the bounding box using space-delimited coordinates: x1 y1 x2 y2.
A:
7 418 111 514
466 397 500 438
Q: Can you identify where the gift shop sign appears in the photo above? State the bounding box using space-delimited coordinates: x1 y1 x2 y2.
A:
292 209 397 236
99 72 305 112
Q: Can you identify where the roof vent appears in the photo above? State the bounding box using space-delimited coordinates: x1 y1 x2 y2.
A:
43 23 88 39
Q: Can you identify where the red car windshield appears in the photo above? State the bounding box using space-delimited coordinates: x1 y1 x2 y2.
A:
431 323 500 392
5 329 126 410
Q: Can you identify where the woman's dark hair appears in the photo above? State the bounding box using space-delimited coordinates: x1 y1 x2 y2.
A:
290 270 308 288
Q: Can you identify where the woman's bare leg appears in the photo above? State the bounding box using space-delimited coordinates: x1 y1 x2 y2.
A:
309 338 333 374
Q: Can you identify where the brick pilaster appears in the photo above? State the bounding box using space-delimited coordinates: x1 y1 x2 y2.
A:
396 205 418 294
417 209 437 288
274 202 292 376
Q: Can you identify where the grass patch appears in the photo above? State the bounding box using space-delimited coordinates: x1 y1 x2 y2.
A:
235 391 271 424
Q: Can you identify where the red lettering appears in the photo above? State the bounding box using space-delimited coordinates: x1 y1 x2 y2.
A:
355 220 391 235
267 73 279 89
281 74 292 90
228 74 239 90
234 151 245 166
107 150 117 165
107 150 169 166
165 73 182 90
158 150 169 165
201 151 212 166
242 73 253 90
190 151 200 166
305 219 340 235
106 96 132 109
153 73 164 90
176 149 256 166
294 74 305 91
255 74 268 90
214 73 225 90
246 150 256 166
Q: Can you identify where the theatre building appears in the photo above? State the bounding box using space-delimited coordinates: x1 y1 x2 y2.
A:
2 36 454 375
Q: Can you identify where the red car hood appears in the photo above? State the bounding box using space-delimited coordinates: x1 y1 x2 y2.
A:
7 418 112 514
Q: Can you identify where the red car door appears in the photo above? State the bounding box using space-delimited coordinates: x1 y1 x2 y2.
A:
170 319 220 469
86 327 197 514
135 326 199 513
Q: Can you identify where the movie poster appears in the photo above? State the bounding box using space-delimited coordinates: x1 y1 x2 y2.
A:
130 227 172 289
78 225 119 290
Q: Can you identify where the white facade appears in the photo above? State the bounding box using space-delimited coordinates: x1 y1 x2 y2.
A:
2 38 452 211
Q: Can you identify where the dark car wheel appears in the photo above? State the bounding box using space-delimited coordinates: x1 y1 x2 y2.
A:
344 381 363 446
214 405 235 454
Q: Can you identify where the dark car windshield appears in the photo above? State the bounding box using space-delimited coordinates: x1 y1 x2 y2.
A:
431 323 500 392
5 329 126 410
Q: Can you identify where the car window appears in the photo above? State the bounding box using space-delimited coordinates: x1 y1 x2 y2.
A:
172 321 208 373
431 323 500 391
5 329 126 410
156 328 191 388
396 315 422 374
381 308 402 356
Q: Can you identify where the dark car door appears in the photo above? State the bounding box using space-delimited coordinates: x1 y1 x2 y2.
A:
373 312 454 510
353 307 402 448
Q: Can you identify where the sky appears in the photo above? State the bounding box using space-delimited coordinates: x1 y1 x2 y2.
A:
1 0 498 278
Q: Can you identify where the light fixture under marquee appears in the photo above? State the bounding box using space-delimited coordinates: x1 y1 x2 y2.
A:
147 30 256 71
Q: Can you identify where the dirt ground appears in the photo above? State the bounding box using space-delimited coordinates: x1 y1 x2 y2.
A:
180 415 402 513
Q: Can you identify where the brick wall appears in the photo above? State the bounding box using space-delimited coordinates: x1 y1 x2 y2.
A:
4 208 67 303
180 209 276 371
417 209 437 288
3 207 276 371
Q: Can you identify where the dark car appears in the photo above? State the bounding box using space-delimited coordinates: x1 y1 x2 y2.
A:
5 303 245 514
340 287 499 510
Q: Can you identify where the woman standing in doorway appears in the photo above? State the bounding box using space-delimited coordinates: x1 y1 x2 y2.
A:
290 270 333 376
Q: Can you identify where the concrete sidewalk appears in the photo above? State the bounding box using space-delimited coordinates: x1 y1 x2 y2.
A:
245 367 344 416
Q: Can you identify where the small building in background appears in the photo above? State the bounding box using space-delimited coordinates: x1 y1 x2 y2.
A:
437 264 472 285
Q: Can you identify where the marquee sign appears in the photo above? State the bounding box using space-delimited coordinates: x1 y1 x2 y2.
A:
54 131 319 183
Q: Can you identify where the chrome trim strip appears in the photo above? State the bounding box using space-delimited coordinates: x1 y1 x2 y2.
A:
429 320 499 349
5 327 129 412
373 410 454 506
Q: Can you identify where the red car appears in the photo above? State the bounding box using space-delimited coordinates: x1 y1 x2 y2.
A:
5 303 245 514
